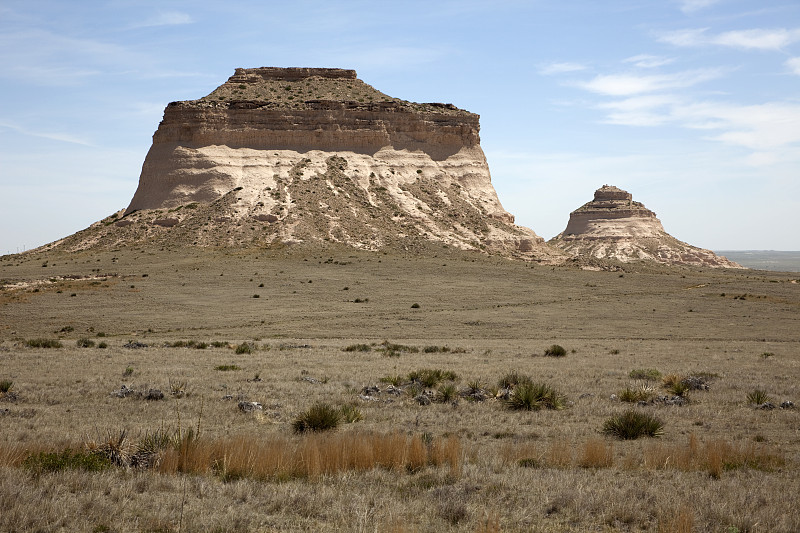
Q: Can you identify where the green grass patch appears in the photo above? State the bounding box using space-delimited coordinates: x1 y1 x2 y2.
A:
23 449 113 475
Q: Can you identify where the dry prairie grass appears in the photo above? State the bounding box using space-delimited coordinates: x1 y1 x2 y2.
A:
0 245 798 531
642 433 784 477
159 431 461 480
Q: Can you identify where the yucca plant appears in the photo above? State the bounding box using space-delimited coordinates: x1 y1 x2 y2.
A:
506 382 565 411
668 380 690 397
292 402 342 433
746 389 772 405
379 375 404 386
0 380 12 394
603 410 664 440
497 371 533 390
85 429 132 467
619 384 653 403
339 403 363 423
436 383 458 403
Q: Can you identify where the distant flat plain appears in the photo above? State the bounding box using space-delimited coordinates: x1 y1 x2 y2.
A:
1 244 798 532
716 250 800 272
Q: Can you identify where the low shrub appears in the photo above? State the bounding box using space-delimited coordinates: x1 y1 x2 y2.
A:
76 338 95 348
506 382 565 411
629 368 662 381
0 380 12 394
544 344 567 357
378 340 419 357
234 343 253 354
293 402 342 433
343 343 371 352
25 338 62 348
603 410 664 440
214 364 241 371
423 345 451 353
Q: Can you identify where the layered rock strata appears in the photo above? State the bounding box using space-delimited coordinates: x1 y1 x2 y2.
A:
550 185 742 268
53 67 560 261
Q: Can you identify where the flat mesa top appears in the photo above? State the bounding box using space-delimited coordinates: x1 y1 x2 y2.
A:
185 66 471 116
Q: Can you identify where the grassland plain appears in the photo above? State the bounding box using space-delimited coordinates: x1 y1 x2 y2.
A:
1 244 799 532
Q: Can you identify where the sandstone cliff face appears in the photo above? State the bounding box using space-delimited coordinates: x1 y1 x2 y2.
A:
62 67 559 261
550 185 743 268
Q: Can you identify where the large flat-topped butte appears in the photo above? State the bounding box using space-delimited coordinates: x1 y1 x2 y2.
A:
50 67 561 262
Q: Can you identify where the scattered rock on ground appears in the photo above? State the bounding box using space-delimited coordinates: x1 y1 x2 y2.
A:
238 401 263 412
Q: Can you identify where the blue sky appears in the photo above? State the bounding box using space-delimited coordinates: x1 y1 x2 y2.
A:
1 0 798 254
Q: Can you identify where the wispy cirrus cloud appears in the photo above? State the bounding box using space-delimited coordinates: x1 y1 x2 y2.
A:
598 95 681 126
539 62 587 75
659 27 800 50
0 121 93 146
591 93 800 164
678 0 722 14
0 29 140 85
131 11 194 29
574 68 724 96
785 57 800 75
623 54 675 68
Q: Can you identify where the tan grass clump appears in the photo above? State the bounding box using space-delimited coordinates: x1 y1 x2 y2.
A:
156 431 461 481
657 505 695 533
577 438 614 468
642 433 784 478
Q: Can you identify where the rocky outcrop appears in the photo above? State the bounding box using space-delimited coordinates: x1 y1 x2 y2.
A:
51 67 561 262
550 185 743 268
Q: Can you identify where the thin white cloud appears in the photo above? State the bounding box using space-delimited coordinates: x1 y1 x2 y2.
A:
658 28 709 47
715 28 800 50
598 95 681 126
575 68 723 96
679 0 721 14
0 29 140 85
588 94 800 163
660 27 800 50
623 54 675 69
132 11 194 29
678 101 800 152
539 62 587 75
787 57 800 75
0 122 94 147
